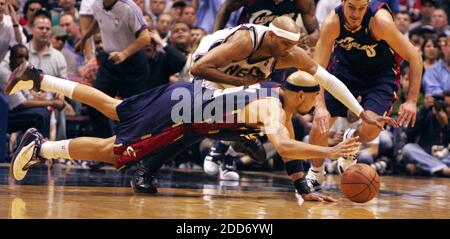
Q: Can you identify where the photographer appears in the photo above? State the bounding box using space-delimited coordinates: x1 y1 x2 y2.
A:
401 90 450 176
422 36 450 107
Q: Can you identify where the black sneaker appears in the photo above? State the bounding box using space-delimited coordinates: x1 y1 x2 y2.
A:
232 138 267 163
11 128 46 181
4 62 43 95
130 161 159 194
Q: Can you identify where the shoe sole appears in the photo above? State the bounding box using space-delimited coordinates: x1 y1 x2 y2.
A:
204 159 220 176
12 141 35 181
129 180 158 194
4 63 33 95
219 170 240 181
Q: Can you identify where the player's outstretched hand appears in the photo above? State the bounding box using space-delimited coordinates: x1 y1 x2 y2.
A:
302 192 337 202
360 111 399 129
330 136 361 159
313 105 331 134
397 101 417 128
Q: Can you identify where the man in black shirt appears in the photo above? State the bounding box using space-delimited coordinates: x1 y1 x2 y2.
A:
145 29 187 88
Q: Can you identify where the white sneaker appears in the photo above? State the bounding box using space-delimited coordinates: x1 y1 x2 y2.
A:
219 167 240 181
204 156 221 176
337 156 357 175
305 167 324 192
336 128 360 175
219 156 240 181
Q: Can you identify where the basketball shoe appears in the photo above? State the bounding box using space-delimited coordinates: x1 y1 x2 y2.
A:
4 62 43 95
10 128 47 181
130 160 159 194
337 128 360 175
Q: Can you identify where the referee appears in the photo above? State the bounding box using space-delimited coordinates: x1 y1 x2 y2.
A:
77 0 151 138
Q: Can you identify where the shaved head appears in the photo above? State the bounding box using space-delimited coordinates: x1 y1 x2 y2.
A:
286 71 318 89
271 16 299 34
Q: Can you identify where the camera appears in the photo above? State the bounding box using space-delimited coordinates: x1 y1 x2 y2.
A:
432 95 447 111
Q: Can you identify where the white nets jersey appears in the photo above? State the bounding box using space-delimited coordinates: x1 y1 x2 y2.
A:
191 24 277 89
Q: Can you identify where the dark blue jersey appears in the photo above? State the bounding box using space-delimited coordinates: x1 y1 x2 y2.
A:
114 81 282 146
332 1 398 77
239 0 299 26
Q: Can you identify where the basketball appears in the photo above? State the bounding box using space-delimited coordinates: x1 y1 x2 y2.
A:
341 164 380 203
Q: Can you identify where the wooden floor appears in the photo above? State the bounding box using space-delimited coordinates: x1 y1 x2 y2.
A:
0 163 449 219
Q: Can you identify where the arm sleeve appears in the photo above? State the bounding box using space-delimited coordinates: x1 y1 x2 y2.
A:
313 65 364 116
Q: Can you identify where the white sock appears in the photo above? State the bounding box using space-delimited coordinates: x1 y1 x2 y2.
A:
311 164 324 174
41 75 78 98
40 140 72 160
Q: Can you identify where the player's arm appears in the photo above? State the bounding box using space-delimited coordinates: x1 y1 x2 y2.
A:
190 30 255 86
373 9 422 105
252 98 359 160
118 28 151 61
213 0 246 32
80 15 95 61
296 0 320 46
276 47 365 118
76 19 99 53
313 11 339 113
277 49 397 128
372 9 423 127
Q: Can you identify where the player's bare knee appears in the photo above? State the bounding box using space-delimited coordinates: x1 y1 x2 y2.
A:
357 127 381 143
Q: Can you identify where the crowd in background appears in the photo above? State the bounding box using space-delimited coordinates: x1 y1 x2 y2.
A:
0 0 449 178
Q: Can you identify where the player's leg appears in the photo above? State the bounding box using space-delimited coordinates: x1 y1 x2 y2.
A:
306 114 337 190
353 110 385 142
337 80 397 174
5 62 122 120
204 140 229 176
132 134 205 193
11 127 117 180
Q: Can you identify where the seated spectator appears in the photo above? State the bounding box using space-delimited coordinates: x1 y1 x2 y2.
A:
401 90 450 177
145 28 187 88
59 12 85 77
20 0 45 42
421 36 442 72
394 11 412 37
190 26 205 51
51 25 79 78
143 13 154 27
169 1 186 22
423 36 450 98
409 0 436 31
168 21 192 82
149 0 167 23
431 7 450 36
156 13 173 44
180 4 196 28
408 27 426 52
51 0 79 26
0 44 65 138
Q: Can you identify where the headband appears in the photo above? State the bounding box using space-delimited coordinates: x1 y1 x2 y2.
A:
282 81 320 92
268 22 301 42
